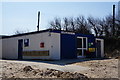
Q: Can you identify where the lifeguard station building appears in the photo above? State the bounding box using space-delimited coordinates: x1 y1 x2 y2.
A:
1 29 104 60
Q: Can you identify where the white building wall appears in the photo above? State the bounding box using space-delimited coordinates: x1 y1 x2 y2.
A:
2 38 18 59
49 33 61 60
2 32 61 60
96 39 104 58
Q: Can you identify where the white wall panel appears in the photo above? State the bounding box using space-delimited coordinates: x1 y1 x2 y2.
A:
2 32 61 60
2 38 18 59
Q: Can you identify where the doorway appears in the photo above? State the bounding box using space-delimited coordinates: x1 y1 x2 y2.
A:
96 39 104 58
18 39 23 59
77 37 87 58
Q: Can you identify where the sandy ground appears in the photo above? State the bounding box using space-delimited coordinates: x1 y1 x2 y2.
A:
0 59 89 79
73 59 119 78
0 59 89 72
0 58 119 79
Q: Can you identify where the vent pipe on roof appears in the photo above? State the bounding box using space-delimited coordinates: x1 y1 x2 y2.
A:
37 11 40 31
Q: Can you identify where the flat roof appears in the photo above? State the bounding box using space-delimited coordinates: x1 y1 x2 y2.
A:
2 29 52 39
2 29 94 39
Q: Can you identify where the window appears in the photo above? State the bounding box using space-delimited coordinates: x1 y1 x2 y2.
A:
77 37 87 57
77 50 82 56
77 37 87 49
77 38 82 48
83 38 86 48
24 39 29 47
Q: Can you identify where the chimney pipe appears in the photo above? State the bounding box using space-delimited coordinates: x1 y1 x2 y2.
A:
113 5 115 36
37 11 40 31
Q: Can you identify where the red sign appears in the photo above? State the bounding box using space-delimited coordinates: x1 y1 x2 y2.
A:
40 42 44 48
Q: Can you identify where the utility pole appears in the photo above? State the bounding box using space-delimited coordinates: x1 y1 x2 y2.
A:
113 5 115 36
37 11 40 31
118 1 120 20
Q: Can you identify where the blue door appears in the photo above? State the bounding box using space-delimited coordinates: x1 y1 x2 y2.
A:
18 39 23 59
61 34 77 59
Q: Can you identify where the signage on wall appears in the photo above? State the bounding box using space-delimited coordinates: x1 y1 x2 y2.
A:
88 42 93 47
24 39 29 47
40 42 44 48
89 48 95 52
23 50 49 56
61 31 75 35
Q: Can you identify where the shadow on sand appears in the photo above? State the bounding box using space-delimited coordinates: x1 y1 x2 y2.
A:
2 58 110 66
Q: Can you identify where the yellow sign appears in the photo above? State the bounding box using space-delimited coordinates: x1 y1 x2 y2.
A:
89 48 95 52
23 50 49 56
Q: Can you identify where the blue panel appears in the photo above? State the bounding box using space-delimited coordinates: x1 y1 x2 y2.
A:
76 33 94 37
61 34 77 59
60 32 97 59
87 37 96 58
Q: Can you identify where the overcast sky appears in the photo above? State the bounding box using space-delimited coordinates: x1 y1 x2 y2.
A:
1 1 119 35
